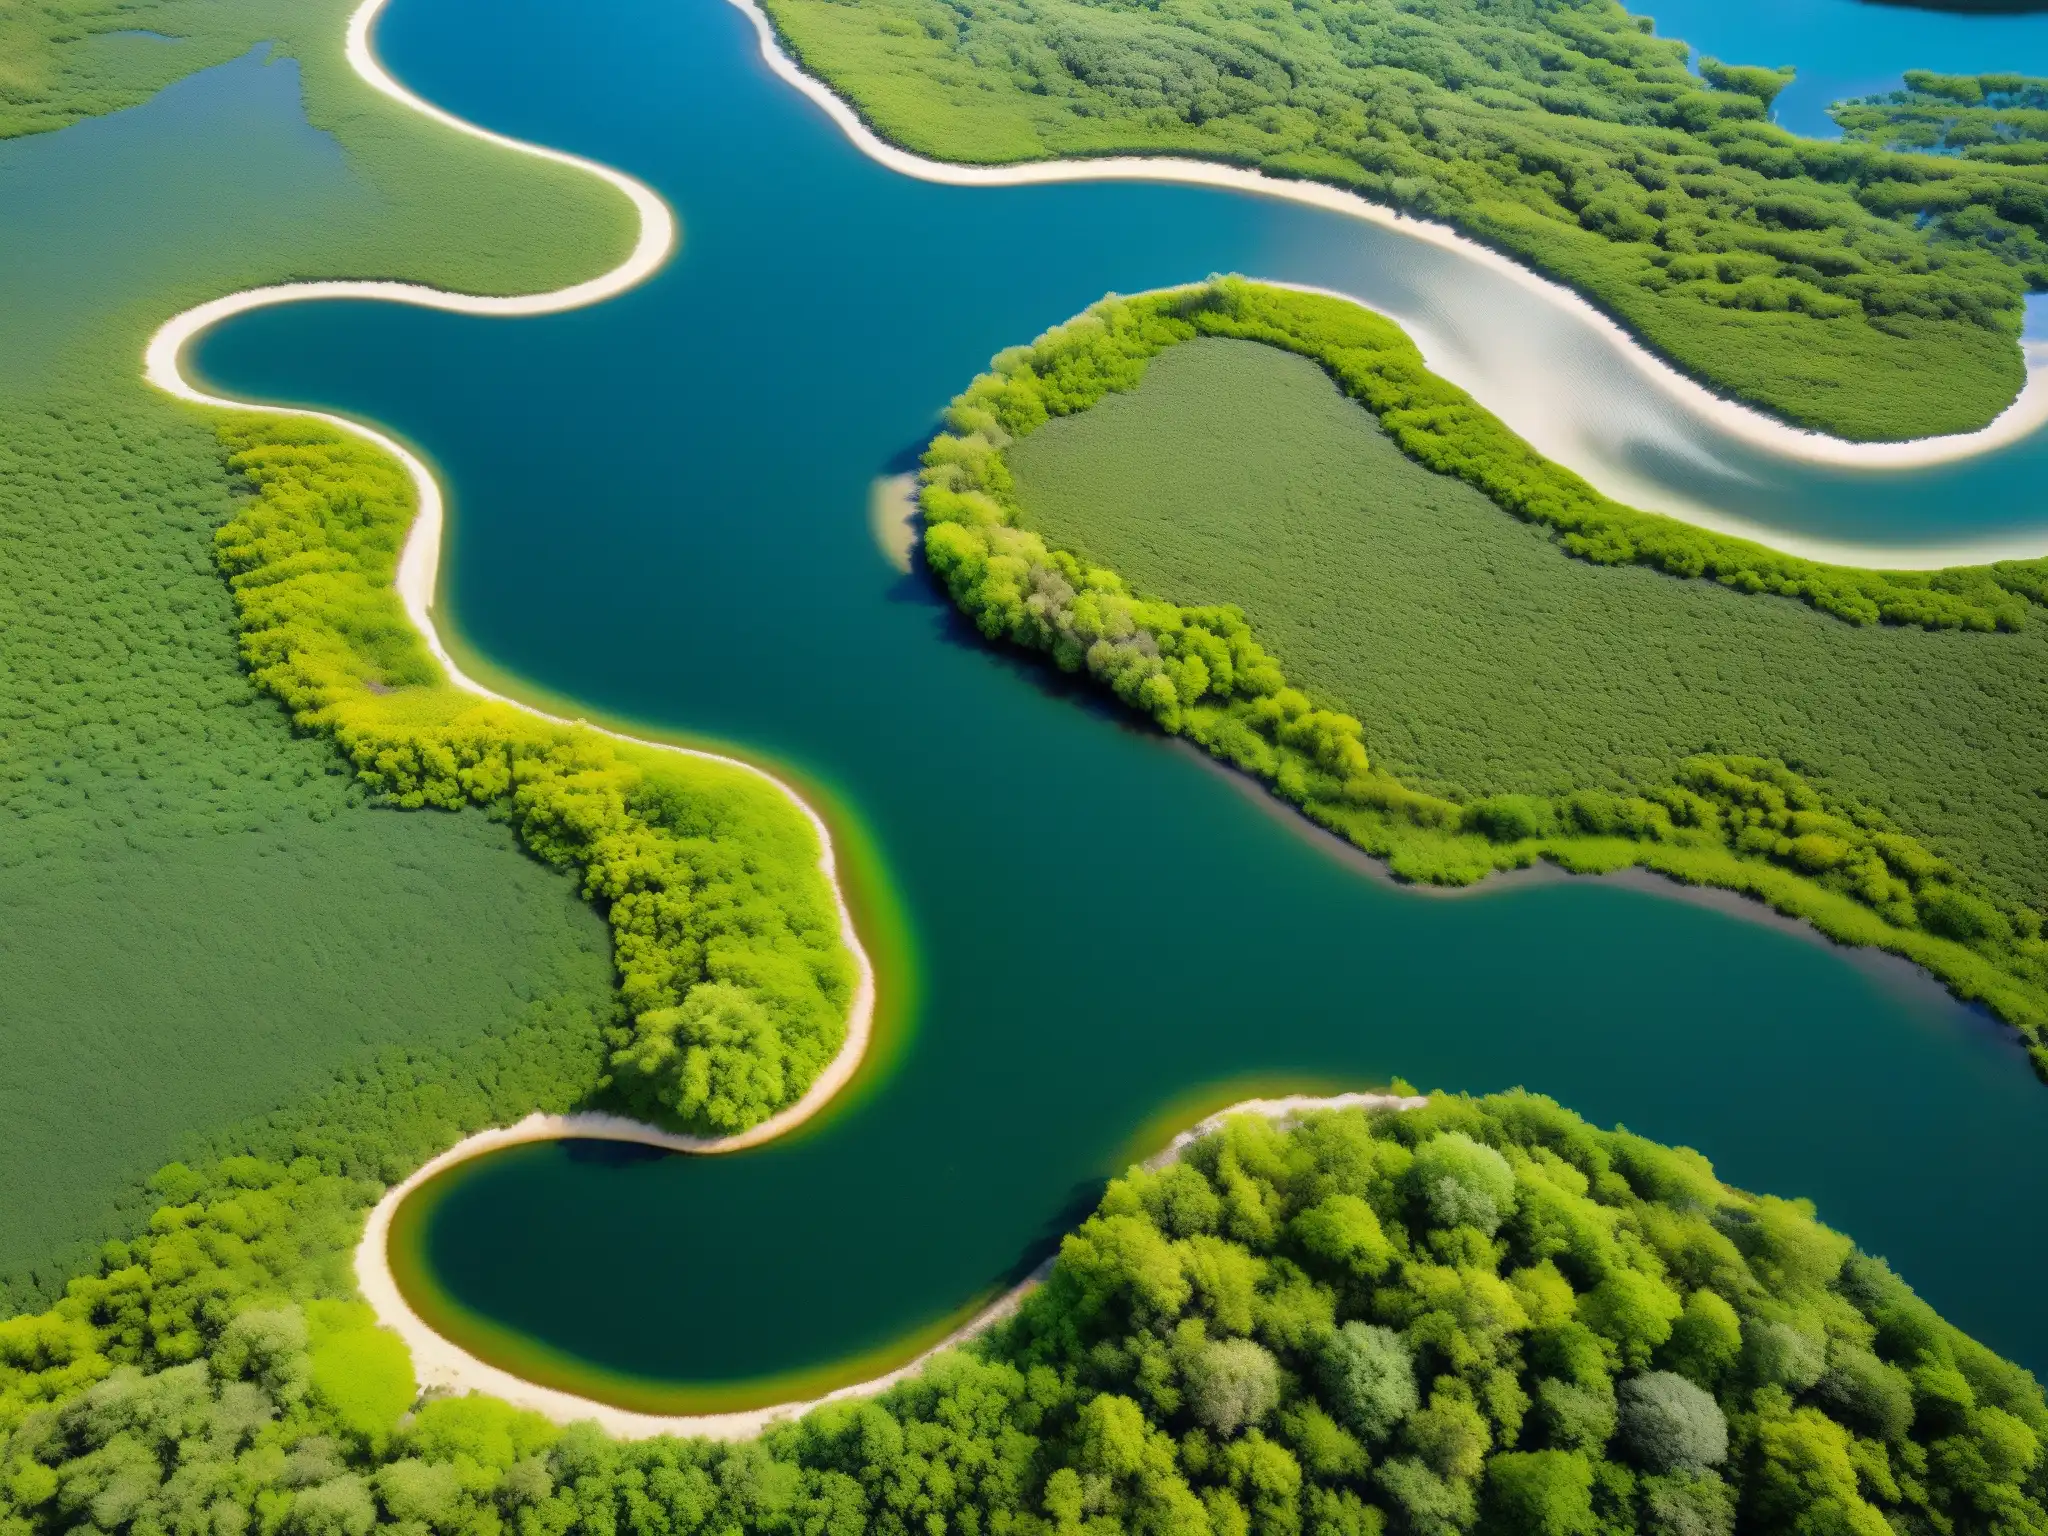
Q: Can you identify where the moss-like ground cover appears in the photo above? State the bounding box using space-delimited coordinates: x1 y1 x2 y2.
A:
1007 338 2048 910
921 280 2048 1073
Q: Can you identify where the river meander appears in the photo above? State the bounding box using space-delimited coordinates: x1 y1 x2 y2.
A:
179 0 2048 1406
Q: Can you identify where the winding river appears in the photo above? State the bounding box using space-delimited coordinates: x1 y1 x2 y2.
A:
171 0 2048 1412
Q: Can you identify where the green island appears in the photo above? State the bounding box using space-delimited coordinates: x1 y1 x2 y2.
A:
7 1094 2048 1536
759 0 2048 441
921 277 2048 1075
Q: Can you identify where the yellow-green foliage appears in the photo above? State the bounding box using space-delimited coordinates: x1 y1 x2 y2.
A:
306 1300 415 1450
6 1095 2045 1536
922 280 2048 1075
213 416 855 1136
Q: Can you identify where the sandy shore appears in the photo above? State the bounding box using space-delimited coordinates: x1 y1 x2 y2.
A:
144 0 874 1157
353 1092 1426 1440
143 0 882 1423
725 0 2048 487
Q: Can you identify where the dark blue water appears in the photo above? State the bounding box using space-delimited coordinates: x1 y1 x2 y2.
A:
184 0 2048 1390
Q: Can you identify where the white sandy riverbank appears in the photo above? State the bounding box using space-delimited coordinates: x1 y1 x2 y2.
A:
725 0 2048 488
143 0 881 1420
134 0 2033 1449
144 0 874 1157
353 1092 1425 1440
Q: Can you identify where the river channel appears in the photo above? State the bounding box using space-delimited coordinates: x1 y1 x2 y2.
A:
188 0 2048 1406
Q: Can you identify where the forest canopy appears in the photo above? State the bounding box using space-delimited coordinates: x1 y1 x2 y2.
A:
763 0 2048 439
3 1093 2043 1536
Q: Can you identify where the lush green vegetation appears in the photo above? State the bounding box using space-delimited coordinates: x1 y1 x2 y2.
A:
760 0 2048 441
6 1093 2044 1536
214 416 855 1137
0 0 676 1308
1836 71 2048 159
1005 330 2048 906
922 279 2048 1074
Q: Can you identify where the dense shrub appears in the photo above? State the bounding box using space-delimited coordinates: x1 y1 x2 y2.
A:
209 417 856 1137
0 0 637 1300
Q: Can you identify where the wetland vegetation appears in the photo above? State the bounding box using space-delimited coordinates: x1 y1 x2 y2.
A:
762 0 2048 440
214 416 855 1138
0 0 633 1309
923 279 2048 1071
7 0 2048 1528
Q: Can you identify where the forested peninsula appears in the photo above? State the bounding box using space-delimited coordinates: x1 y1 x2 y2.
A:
212 418 855 1140
919 278 2048 1076
759 0 2048 441
6 1093 2045 1536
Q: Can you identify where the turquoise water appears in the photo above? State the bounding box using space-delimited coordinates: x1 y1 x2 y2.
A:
1651 0 2048 138
181 0 2048 1394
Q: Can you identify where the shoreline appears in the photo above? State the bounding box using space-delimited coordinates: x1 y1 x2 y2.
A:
141 0 886 1431
1184 735 2022 1039
143 0 876 1159
132 0 2039 1446
727 0 2048 508
353 1092 1425 1440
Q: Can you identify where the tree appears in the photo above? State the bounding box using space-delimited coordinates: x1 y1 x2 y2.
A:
1616 1373 1728 1475
1183 1338 1280 1438
1577 1271 1683 1368
1408 1134 1517 1236
1534 1378 1616 1453
1660 1292 1742 1388
1639 1472 1735 1536
1814 1349 1914 1443
1747 1321 1827 1393
1291 1194 1394 1280
1320 1324 1419 1443
1480 1451 1596 1536
617 982 787 1135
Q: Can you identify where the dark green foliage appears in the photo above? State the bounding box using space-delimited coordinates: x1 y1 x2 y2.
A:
10 1093 2045 1536
764 0 2048 439
924 279 2048 1069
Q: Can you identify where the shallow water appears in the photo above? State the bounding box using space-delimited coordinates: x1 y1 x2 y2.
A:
0 45 354 390
172 0 2048 1399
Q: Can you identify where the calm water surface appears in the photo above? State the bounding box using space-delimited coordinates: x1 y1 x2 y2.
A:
184 0 2048 1397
